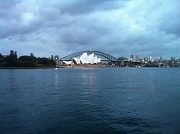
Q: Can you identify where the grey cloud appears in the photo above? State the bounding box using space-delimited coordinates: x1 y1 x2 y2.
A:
0 0 180 58
55 0 128 15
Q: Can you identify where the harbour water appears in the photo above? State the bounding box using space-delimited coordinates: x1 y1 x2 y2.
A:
0 68 180 134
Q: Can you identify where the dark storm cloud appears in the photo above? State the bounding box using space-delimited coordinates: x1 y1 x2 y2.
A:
56 0 127 15
0 0 180 58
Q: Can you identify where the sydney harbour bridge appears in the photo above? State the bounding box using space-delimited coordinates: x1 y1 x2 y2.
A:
60 50 117 61
58 50 140 66
59 50 119 65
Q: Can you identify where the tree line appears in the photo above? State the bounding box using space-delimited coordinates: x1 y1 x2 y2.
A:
0 50 56 68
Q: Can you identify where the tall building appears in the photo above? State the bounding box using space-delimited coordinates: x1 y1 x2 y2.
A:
51 55 54 61
171 57 176 63
54 55 59 66
149 56 152 62
130 55 134 61
160 56 162 63
135 55 139 62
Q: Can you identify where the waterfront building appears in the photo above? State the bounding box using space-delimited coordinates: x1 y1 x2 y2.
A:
130 55 134 62
63 61 72 65
171 57 176 63
63 52 101 65
160 56 163 63
51 55 53 60
147 56 153 62
54 55 59 66
135 55 139 62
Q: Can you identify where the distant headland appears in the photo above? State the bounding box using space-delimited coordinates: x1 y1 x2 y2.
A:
0 50 56 68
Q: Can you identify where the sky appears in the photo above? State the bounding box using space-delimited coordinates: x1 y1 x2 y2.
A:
0 0 180 59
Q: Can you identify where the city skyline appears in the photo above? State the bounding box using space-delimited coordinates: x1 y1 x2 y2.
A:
1 0 180 59
1 50 180 68
1 49 179 62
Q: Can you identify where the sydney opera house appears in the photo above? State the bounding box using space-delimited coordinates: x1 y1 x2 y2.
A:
63 52 102 67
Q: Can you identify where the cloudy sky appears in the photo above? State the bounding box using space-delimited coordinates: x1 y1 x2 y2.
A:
0 0 180 59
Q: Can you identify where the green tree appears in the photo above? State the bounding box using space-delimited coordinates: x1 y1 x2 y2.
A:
0 53 3 59
0 61 10 67
36 57 56 67
23 60 35 67
19 56 36 67
2 50 19 67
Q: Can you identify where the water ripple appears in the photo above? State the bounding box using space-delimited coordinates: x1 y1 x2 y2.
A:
0 68 180 134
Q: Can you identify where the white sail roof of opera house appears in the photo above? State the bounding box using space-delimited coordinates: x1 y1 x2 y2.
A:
63 61 72 65
79 52 88 64
73 57 81 64
74 52 101 64
63 52 101 65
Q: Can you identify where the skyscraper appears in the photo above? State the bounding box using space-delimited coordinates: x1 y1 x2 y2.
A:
54 55 59 66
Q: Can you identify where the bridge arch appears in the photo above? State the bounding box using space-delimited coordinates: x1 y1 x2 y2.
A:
60 50 118 61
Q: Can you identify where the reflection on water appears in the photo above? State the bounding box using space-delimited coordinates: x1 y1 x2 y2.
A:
80 69 95 87
54 69 59 100
54 71 59 88
0 68 180 134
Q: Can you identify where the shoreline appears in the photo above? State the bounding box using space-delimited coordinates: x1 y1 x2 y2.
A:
0 66 179 69
0 67 56 69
